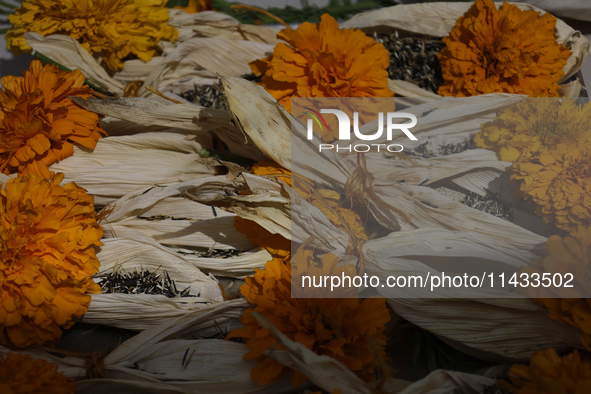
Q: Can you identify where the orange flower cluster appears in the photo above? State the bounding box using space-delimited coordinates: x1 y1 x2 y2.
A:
6 0 178 71
501 348 591 393
0 60 106 178
227 250 390 387
250 14 393 115
174 0 212 14
438 0 570 97
0 172 103 347
475 99 591 233
233 160 367 258
475 99 591 163
527 231 591 349
512 144 591 233
0 352 75 394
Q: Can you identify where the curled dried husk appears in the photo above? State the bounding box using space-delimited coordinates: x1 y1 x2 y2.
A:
139 37 274 96
342 2 590 97
22 10 277 96
252 311 495 394
167 10 280 45
99 177 252 250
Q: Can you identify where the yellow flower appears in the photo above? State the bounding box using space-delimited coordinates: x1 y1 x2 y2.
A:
0 172 103 347
227 250 390 387
5 0 178 71
0 60 106 178
511 144 591 233
475 98 591 163
526 231 591 349
233 160 367 258
174 0 212 13
250 13 393 141
0 352 75 394
500 348 591 393
438 0 570 97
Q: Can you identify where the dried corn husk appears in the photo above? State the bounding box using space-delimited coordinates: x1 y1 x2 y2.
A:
167 10 280 45
0 299 296 394
24 32 126 95
71 96 268 162
342 2 590 97
100 176 252 251
139 37 274 96
0 131 215 204
50 131 213 206
214 75 583 361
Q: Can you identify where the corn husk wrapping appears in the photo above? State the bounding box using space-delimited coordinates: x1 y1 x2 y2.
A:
99 176 251 250
214 75 583 361
71 96 268 162
342 2 590 97
0 300 296 394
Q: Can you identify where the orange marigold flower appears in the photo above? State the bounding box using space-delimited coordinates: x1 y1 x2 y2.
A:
438 0 570 97
5 0 178 71
526 231 591 349
174 0 212 14
475 98 591 163
233 160 367 258
250 14 393 116
511 144 591 233
0 352 75 394
0 60 106 178
0 172 103 347
227 250 390 387
500 348 591 393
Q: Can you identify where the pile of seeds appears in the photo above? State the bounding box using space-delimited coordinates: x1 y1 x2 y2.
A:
177 248 243 259
407 140 475 158
180 74 262 109
461 192 513 222
97 269 195 298
137 215 193 221
373 31 444 94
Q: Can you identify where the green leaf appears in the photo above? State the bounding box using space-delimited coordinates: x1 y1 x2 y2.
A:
211 0 380 25
165 0 188 8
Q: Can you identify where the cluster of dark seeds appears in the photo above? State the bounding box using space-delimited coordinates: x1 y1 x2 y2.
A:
373 31 444 94
461 192 513 222
97 269 195 298
137 215 193 221
180 84 227 109
177 249 243 259
180 74 262 109
407 140 475 158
